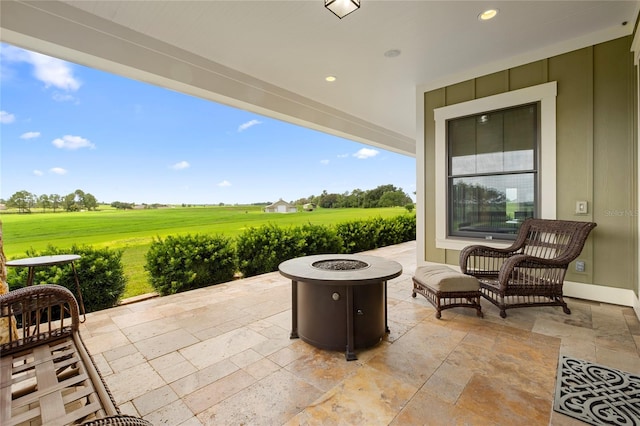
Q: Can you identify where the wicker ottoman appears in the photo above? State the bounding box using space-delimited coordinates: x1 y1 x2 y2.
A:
412 265 483 319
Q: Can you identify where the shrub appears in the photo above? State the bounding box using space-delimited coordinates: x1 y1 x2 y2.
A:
144 234 236 296
335 214 416 253
395 213 417 242
236 223 343 277
377 214 416 246
334 219 381 253
374 216 398 247
236 224 301 277
6 244 126 313
294 223 344 256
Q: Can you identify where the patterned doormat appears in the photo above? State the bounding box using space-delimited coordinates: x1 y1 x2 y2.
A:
554 355 640 425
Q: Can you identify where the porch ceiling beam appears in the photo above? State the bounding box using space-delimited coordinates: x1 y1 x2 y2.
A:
0 0 415 156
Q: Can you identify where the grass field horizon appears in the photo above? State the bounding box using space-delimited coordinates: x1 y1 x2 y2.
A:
2 205 413 298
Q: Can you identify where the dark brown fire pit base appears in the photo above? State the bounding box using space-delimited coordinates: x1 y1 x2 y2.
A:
297 280 385 351
278 254 402 360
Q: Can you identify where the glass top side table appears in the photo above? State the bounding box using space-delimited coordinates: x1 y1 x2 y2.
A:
6 254 86 322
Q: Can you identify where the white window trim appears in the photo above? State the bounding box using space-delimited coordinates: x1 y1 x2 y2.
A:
433 81 557 251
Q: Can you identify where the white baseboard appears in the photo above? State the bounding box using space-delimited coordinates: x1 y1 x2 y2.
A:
415 263 640 320
552 281 640 321
564 280 637 309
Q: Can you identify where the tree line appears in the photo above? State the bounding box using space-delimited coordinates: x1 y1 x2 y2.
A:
3 184 414 214
3 189 98 213
293 184 413 209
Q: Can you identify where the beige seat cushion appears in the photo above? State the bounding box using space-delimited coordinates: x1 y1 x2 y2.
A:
413 265 479 292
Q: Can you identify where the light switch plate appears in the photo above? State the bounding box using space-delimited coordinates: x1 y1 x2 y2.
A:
576 201 588 214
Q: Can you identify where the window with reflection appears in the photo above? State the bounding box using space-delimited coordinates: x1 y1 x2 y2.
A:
448 103 539 239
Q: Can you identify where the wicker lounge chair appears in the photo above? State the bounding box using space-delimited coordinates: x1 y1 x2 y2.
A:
0 284 152 426
459 218 596 318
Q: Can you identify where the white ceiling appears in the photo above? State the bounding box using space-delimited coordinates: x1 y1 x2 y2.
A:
1 1 638 155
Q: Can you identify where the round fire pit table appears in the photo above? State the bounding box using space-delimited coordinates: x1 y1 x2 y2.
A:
278 254 402 361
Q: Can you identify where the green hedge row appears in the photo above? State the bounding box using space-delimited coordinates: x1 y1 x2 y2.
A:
6 214 416 307
148 214 415 294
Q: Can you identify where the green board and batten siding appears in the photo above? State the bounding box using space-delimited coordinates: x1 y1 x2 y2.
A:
422 36 637 292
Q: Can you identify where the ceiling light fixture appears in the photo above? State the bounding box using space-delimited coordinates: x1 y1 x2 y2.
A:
325 76 337 82
478 9 498 21
325 0 360 19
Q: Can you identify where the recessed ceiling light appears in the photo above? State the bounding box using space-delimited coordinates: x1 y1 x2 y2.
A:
325 76 337 82
478 9 498 21
384 49 401 58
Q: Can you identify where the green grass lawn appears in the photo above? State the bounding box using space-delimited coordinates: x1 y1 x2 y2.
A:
2 205 410 298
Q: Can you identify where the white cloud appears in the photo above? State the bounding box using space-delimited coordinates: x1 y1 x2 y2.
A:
52 135 95 150
50 167 67 175
21 131 41 140
320 159 330 165
170 161 190 170
33 170 44 176
237 119 261 132
52 92 78 103
353 148 380 159
217 180 232 187
28 51 81 91
1 45 81 91
0 110 15 124
337 153 349 158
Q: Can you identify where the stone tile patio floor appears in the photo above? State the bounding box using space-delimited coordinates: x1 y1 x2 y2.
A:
80 241 640 425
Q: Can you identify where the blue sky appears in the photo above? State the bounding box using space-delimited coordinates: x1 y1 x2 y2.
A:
0 43 415 205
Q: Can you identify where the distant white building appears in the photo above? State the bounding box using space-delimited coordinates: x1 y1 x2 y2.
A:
264 199 297 213
303 203 316 211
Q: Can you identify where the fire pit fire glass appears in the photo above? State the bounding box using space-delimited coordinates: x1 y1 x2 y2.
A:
279 254 402 361
312 259 369 270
